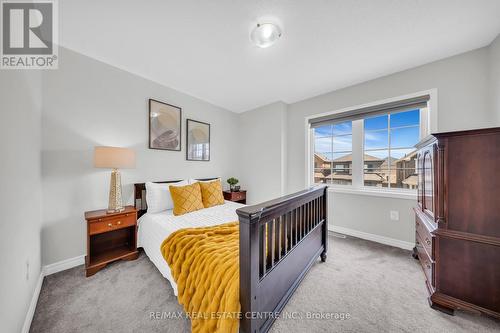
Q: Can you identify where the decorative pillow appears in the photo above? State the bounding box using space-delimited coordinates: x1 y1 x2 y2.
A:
170 182 205 216
146 180 188 213
199 179 225 208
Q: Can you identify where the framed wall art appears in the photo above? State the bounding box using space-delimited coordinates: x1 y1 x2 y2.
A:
149 99 181 151
186 119 210 161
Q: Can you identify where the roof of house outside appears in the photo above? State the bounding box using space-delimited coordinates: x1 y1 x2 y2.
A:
324 173 353 180
331 153 384 163
402 174 418 186
324 173 386 182
394 150 418 163
315 152 398 164
314 153 331 163
380 157 398 169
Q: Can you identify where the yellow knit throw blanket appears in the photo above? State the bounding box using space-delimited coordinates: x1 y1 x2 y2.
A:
160 222 240 333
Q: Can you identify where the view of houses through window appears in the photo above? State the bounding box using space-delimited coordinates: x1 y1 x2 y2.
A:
314 121 353 185
314 109 420 190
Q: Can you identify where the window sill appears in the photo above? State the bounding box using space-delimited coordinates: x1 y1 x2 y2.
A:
327 186 417 200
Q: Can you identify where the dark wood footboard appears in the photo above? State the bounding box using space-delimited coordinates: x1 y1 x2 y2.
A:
237 185 328 333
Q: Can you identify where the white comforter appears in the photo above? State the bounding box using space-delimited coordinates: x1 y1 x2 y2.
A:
137 201 245 295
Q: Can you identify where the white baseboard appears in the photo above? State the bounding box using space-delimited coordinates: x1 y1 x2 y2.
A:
42 255 85 276
23 255 85 332
330 225 414 250
21 271 44 333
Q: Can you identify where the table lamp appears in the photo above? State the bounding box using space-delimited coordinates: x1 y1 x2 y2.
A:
94 146 136 213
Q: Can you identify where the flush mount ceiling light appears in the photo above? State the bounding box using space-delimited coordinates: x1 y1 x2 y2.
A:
250 23 282 48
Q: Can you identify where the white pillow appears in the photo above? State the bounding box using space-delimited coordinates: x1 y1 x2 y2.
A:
145 180 188 213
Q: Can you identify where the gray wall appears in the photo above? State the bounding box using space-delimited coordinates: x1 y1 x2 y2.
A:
239 102 287 204
0 71 43 333
41 47 240 265
329 193 416 245
286 45 495 245
490 35 500 123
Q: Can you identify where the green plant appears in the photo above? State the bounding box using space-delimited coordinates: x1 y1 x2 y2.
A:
227 177 239 186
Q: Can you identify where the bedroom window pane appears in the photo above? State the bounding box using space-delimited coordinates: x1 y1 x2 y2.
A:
364 114 388 131
393 168 418 189
390 109 420 127
392 148 418 189
326 170 353 185
314 168 328 183
331 152 352 162
314 124 333 137
315 137 332 154
390 127 420 148
364 169 390 187
391 148 417 159
364 109 420 189
363 149 389 187
364 149 389 160
332 122 352 135
364 129 388 150
329 150 352 185
313 121 352 185
333 135 352 153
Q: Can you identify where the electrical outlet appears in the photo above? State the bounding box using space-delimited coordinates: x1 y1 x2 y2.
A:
26 259 29 281
390 210 399 221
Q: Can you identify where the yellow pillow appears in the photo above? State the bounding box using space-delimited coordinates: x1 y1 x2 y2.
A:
169 182 204 216
199 180 225 208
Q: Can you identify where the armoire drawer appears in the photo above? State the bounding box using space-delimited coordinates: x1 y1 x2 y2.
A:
416 234 435 287
415 214 435 259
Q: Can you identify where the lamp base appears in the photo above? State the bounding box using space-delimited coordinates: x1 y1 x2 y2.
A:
108 169 124 213
107 207 125 214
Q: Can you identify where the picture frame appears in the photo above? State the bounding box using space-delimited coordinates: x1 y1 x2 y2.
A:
149 99 182 151
186 119 210 161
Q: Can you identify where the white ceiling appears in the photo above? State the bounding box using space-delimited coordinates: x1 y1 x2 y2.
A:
60 0 500 113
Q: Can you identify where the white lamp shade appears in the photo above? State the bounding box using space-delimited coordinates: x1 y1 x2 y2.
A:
94 146 135 169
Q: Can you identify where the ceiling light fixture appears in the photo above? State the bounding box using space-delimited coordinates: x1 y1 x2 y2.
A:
250 23 282 48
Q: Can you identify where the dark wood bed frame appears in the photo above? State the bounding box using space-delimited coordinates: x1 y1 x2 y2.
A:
134 180 328 333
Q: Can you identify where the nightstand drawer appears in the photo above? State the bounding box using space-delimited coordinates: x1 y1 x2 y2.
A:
89 214 135 235
231 192 245 201
223 190 246 204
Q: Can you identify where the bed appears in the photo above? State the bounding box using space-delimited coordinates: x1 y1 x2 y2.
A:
135 179 328 333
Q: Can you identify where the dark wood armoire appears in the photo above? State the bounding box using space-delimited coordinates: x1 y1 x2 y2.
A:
413 127 500 319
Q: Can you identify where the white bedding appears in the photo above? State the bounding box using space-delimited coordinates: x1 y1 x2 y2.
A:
137 201 245 295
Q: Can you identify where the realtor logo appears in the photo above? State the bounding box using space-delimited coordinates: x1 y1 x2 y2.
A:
1 0 58 69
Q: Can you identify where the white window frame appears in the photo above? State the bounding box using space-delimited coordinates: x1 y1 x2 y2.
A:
305 89 438 199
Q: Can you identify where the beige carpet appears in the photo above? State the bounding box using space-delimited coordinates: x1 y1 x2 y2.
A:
30 235 500 333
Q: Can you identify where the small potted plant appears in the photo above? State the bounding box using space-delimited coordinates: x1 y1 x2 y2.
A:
227 177 239 192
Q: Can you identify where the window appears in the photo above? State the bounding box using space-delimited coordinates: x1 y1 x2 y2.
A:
309 94 430 192
314 121 352 185
364 110 419 189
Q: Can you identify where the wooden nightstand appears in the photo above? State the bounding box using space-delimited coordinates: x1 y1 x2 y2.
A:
84 206 138 277
223 190 247 204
